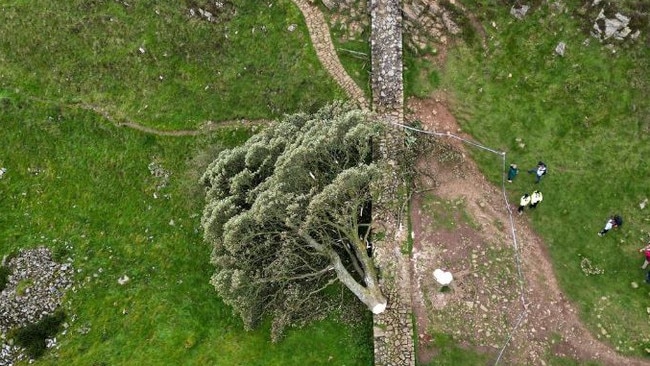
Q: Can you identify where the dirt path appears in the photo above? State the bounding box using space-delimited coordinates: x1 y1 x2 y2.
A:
22 94 270 136
407 95 649 365
76 103 269 136
291 0 369 108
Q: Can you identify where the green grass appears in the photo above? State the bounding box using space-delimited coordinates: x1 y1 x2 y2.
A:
404 50 441 99
443 0 650 357
421 193 478 231
421 332 491 365
15 279 34 297
12 310 67 359
0 0 345 131
0 265 10 291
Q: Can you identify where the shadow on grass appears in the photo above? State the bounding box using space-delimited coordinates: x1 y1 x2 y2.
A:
11 309 66 359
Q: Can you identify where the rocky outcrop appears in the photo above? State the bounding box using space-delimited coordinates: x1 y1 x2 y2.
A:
592 9 641 41
0 247 73 365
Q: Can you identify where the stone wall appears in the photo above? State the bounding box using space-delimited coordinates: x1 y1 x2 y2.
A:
370 0 404 115
369 1 413 365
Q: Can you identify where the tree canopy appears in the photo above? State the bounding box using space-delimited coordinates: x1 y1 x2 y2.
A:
201 102 388 340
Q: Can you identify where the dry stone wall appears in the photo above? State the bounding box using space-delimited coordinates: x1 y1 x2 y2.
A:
369 1 413 365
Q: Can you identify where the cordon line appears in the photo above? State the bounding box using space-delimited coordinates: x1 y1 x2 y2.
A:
389 121 528 365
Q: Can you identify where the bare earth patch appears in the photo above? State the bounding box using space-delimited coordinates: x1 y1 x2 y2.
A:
406 94 649 365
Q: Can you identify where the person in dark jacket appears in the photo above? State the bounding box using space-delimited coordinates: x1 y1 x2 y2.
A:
528 161 547 183
598 215 622 237
507 164 519 183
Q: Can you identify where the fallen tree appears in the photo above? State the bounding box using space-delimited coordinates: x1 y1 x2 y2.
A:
201 102 387 340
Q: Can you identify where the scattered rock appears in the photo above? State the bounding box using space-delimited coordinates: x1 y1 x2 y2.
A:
118 275 130 285
592 9 635 41
321 0 337 10
148 161 171 197
433 269 453 286
0 247 74 365
287 23 297 32
510 4 530 20
555 41 566 56
198 8 214 22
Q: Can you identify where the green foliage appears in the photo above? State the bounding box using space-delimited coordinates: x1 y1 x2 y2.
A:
401 120 431 189
202 102 386 341
444 0 650 357
12 309 66 359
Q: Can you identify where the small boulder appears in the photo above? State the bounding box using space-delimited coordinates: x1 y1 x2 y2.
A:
555 41 566 56
118 275 130 285
510 5 530 20
433 268 453 286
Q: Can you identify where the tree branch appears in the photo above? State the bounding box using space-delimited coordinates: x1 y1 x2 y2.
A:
256 265 333 283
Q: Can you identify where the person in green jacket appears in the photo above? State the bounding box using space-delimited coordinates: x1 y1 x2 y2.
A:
507 164 519 183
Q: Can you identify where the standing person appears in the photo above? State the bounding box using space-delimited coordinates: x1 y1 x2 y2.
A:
598 215 622 237
518 193 531 215
528 161 547 183
530 190 543 208
639 241 650 269
507 164 519 183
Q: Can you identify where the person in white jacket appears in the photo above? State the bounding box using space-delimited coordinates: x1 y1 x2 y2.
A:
528 161 547 183
530 190 543 208
598 215 622 237
518 193 531 215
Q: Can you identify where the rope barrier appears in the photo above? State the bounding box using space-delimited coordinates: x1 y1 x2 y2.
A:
389 121 528 365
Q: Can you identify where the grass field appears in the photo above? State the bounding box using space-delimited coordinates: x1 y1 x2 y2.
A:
0 0 345 131
443 0 650 357
0 1 372 365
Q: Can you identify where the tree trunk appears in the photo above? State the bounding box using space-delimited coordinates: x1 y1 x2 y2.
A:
329 248 387 314
299 230 387 313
